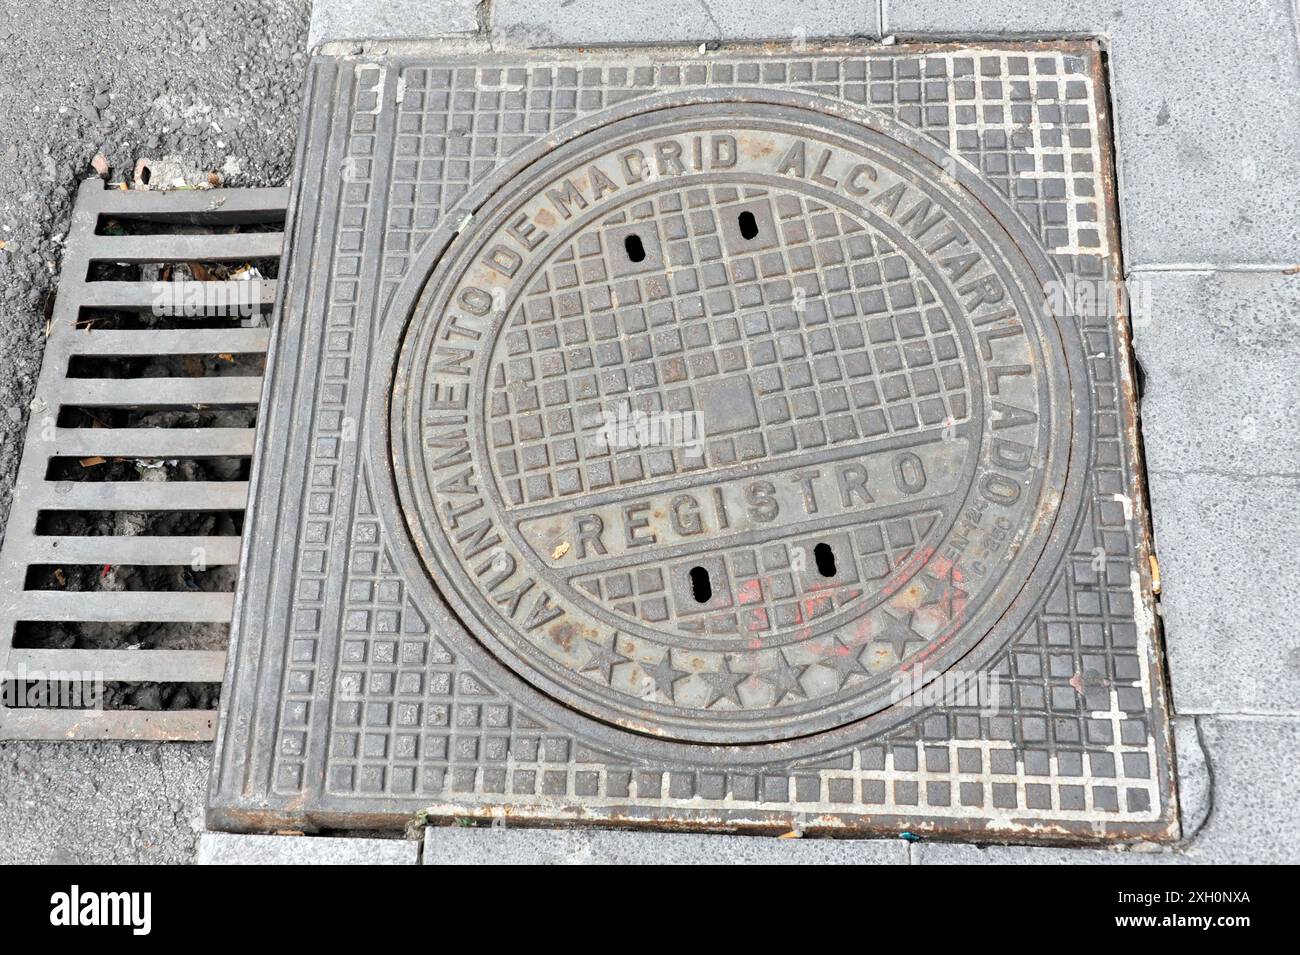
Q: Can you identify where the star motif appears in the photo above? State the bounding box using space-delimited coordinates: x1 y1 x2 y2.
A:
818 640 869 689
696 656 747 707
579 634 631 683
757 652 808 705
873 607 922 661
919 564 969 621
641 651 688 702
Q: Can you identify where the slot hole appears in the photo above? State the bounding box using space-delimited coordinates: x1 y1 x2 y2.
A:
624 233 646 262
43 455 251 482
24 564 236 593
71 306 261 331
34 510 245 536
55 404 257 428
689 565 713 603
738 210 759 240
813 542 837 578
67 353 266 379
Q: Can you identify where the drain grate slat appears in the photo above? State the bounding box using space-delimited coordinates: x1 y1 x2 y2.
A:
1 709 215 742
96 184 289 222
8 649 227 684
86 231 285 265
25 536 244 566
48 427 257 458
30 482 251 511
67 328 272 356
13 591 236 624
0 179 285 741
78 280 278 312
59 377 263 406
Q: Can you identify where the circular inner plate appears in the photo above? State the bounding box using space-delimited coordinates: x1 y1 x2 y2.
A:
393 101 1071 744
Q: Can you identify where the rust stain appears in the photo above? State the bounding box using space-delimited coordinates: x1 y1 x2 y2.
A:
738 133 777 161
547 619 581 653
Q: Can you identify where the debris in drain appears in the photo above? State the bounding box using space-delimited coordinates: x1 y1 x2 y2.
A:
0 181 286 739
15 337 258 713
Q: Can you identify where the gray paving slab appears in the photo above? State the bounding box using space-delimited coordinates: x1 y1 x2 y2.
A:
886 1 1300 268
915 716 1300 864
1148 472 1300 715
1130 270 1300 715
424 825 910 864
1191 716 1300 863
198 831 420 864
309 0 480 49
0 742 209 865
1133 271 1300 478
490 0 881 47
912 841 1172 864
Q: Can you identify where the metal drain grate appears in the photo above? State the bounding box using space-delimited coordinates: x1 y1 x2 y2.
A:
0 179 287 741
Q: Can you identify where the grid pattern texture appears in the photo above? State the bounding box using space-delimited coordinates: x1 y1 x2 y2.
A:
210 44 1172 841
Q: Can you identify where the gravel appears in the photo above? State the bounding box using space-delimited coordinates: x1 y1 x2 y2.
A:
0 741 213 864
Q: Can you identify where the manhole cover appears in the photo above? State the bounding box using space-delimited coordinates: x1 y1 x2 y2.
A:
211 42 1176 842
393 104 1069 744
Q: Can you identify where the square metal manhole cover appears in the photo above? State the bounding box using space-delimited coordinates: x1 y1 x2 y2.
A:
210 41 1177 842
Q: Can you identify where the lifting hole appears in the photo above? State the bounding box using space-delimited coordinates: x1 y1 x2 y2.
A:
688 565 712 603
813 542 837 578
624 233 646 262
738 210 759 240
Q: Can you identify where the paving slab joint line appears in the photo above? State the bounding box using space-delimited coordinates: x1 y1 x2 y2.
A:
1179 716 1216 844
415 819 1191 861
485 34 889 53
1127 263 1300 273
695 0 724 44
886 27 1112 46
1147 467 1300 482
